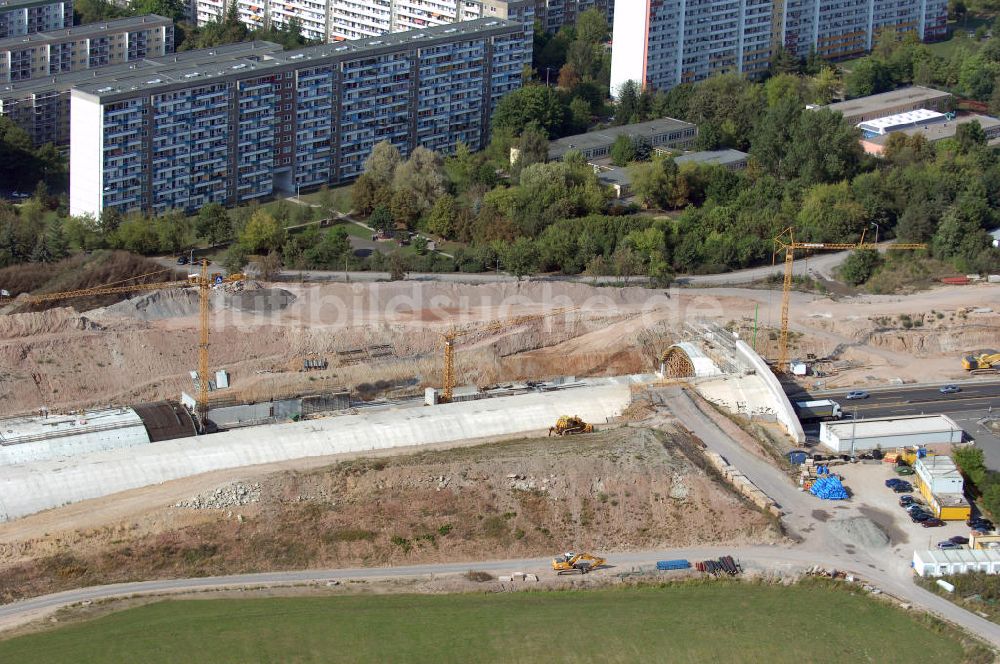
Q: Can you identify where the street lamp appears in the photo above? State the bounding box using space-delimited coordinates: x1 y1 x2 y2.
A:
870 221 880 245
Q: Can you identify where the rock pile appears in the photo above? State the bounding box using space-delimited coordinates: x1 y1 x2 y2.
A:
175 482 261 509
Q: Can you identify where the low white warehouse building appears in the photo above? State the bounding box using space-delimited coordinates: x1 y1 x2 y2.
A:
819 414 964 453
913 549 1000 577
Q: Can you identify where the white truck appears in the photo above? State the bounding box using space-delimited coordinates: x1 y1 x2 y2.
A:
794 399 842 421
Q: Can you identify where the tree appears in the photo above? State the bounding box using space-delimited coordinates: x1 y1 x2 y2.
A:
512 125 549 179
304 227 350 267
783 109 862 185
196 202 231 246
491 85 567 137
796 182 868 242
425 194 457 239
568 96 591 133
845 58 894 98
610 133 636 166
615 79 641 124
839 249 884 285
500 236 538 279
576 7 609 44
254 251 282 280
392 146 447 213
630 158 677 209
612 245 642 285
370 205 394 235
955 120 987 153
388 252 407 281
390 188 421 229
222 243 248 274
240 209 286 254
352 173 390 215
363 141 402 187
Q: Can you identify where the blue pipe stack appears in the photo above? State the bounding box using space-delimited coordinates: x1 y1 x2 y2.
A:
810 475 848 500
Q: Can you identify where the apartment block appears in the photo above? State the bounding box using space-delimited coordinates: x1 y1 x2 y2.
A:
534 0 613 34
69 18 529 217
0 40 281 146
0 0 72 39
193 0 534 46
610 0 947 94
0 15 173 84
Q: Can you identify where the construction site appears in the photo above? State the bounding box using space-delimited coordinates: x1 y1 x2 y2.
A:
0 257 998 612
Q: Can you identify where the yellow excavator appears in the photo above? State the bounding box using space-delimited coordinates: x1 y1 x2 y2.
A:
548 415 593 436
552 552 606 574
963 353 1000 371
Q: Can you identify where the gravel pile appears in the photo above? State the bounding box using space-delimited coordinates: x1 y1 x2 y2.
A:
828 516 890 549
174 482 261 509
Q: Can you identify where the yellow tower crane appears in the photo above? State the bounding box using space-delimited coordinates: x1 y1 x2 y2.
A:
0 260 238 429
437 307 577 403
772 227 926 373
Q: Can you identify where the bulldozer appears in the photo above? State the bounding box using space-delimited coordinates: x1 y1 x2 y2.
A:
552 552 606 574
548 415 593 436
963 353 1000 371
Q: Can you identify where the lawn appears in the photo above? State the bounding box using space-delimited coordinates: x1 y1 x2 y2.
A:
0 583 968 664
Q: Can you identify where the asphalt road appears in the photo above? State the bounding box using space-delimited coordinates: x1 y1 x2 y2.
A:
802 381 1000 418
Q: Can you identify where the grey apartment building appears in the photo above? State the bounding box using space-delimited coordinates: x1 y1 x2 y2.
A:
0 14 173 83
0 0 71 39
69 18 529 217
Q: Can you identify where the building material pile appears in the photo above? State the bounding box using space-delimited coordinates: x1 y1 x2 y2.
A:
695 556 741 576
810 475 849 500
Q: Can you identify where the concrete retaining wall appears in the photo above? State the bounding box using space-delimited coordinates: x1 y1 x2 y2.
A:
734 340 805 444
703 449 783 517
0 384 631 522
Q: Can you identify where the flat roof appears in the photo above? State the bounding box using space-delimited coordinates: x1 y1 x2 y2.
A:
73 18 520 100
550 117 696 158
916 455 961 479
858 109 945 131
0 41 283 98
595 165 631 185
822 86 952 118
869 114 1000 145
0 407 143 446
0 14 170 50
914 548 1000 565
823 414 962 439
673 149 748 166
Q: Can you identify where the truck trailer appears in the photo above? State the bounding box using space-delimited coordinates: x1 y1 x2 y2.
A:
794 399 843 421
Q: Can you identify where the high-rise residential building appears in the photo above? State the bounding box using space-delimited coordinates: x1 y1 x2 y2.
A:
610 0 947 94
69 18 529 217
0 40 279 146
0 0 72 39
533 0 613 34
192 0 534 45
0 15 174 84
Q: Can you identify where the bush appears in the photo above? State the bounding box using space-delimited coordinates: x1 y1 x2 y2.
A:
839 249 883 286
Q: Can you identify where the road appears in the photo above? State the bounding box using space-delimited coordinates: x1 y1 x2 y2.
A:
5 382 1000 648
800 381 1000 418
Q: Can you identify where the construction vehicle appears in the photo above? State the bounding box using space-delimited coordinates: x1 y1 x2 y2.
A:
0 261 242 430
772 228 925 372
963 353 1000 372
436 307 576 403
548 415 593 436
552 552 606 574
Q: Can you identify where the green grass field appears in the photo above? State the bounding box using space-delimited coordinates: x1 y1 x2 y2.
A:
0 583 968 664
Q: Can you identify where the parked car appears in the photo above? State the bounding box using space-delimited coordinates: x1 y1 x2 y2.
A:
968 517 994 530
905 504 926 513
845 390 870 400
950 536 970 545
177 255 189 265
937 541 961 549
939 384 961 394
922 518 946 528
911 511 932 522
885 478 903 488
892 482 913 493
899 495 916 506
894 466 915 476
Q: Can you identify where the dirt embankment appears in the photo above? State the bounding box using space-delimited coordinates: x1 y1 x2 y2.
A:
0 427 781 603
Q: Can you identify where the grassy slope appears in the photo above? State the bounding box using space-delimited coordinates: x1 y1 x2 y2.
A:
0 584 965 664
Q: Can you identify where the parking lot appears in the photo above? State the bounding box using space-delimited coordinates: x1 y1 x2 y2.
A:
832 461 973 556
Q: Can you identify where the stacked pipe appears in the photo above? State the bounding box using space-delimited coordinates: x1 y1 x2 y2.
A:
809 475 849 500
